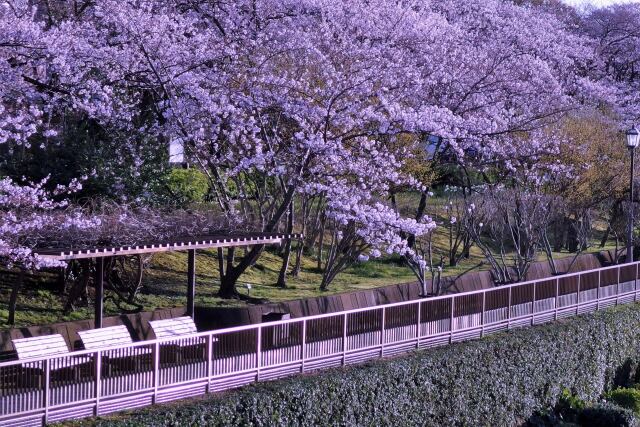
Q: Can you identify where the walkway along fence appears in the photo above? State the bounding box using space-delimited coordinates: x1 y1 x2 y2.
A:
2 261 640 426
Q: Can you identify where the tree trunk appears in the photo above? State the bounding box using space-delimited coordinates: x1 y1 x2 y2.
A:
216 182 299 298
276 201 294 288
292 198 308 278
317 213 326 270
390 190 398 214
64 259 91 313
600 225 612 248
217 248 225 280
553 220 563 252
601 201 622 248
218 273 240 298
567 219 579 253
462 238 471 259
292 240 303 277
8 270 24 326
408 191 428 249
56 267 66 294
277 240 292 288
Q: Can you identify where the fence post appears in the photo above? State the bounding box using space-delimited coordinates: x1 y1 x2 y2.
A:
596 271 601 311
555 278 559 320
507 286 512 329
480 292 486 337
576 274 581 315
616 266 620 305
342 313 348 365
633 264 638 301
380 307 386 357
152 342 160 404
616 266 621 305
531 282 536 325
449 297 455 344
301 320 307 373
94 351 102 416
43 358 50 425
416 301 421 348
206 334 214 393
256 326 262 382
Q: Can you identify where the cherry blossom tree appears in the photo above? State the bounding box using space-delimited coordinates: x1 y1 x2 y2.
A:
582 4 640 123
0 0 621 298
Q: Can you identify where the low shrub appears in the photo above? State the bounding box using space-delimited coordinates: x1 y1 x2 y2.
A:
578 402 638 427
552 388 586 423
70 304 640 427
606 388 640 414
160 168 209 205
559 388 587 411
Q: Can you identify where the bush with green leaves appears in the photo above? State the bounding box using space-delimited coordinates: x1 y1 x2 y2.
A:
551 388 587 423
606 388 640 415
71 304 640 427
158 168 210 205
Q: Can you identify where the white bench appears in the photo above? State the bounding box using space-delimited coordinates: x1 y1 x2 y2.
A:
12 334 91 370
149 316 199 341
149 317 215 362
78 325 151 357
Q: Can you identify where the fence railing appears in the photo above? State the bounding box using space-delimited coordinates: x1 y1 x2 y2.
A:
1 261 639 426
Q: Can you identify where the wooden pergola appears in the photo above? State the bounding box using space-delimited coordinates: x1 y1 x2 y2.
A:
34 232 300 328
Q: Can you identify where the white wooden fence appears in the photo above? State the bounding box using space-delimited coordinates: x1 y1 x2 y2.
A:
1 261 639 426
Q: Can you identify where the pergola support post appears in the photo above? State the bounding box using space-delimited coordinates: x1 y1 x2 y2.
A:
95 257 104 329
187 249 196 317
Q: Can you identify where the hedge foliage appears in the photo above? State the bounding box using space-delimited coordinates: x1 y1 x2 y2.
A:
79 304 640 427
162 168 209 205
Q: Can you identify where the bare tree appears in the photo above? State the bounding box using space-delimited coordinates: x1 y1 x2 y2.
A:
319 220 369 291
604 200 640 264
405 230 445 296
464 187 552 285
542 204 593 275
441 189 473 266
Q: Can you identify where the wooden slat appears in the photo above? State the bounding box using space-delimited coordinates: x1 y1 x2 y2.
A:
12 334 69 360
149 317 198 339
78 326 133 350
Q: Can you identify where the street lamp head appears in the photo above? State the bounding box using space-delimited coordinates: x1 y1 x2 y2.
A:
627 126 640 149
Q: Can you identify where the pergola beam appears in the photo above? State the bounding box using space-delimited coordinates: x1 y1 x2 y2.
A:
33 233 300 262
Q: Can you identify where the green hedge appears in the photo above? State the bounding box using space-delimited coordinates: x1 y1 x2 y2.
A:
77 304 640 426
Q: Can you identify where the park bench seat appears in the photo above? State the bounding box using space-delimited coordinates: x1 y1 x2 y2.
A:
78 325 151 356
149 316 216 348
149 316 198 339
12 334 91 369
149 317 210 362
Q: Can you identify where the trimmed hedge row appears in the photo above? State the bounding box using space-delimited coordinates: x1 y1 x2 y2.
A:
78 304 640 426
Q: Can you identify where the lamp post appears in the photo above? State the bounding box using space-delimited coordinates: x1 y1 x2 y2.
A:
626 126 639 262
